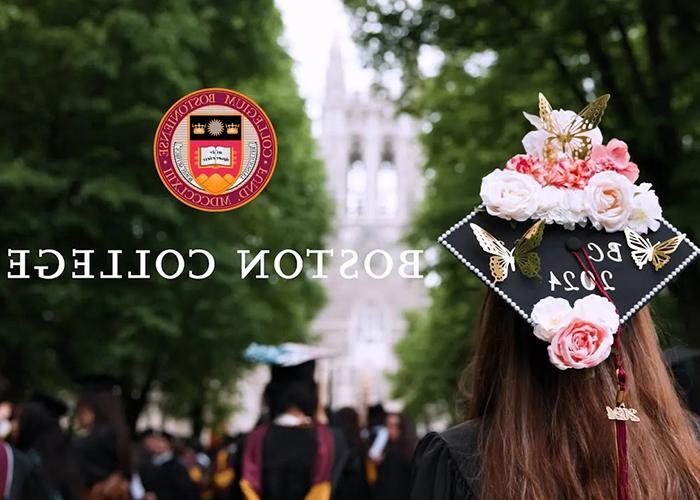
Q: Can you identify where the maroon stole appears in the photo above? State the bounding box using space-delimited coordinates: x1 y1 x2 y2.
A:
240 424 334 500
0 443 12 499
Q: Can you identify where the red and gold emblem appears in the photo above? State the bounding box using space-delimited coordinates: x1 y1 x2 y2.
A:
153 88 277 211
188 114 244 194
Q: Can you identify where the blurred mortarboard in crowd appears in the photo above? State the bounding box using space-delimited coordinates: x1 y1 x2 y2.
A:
367 404 386 427
664 345 700 414
138 428 174 441
244 343 335 384
664 346 700 367
0 376 11 402
30 391 69 419
76 374 121 396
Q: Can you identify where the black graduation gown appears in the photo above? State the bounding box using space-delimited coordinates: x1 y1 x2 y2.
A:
332 441 370 500
140 454 199 500
261 425 317 500
72 424 119 488
3 445 53 500
410 420 480 500
373 442 412 500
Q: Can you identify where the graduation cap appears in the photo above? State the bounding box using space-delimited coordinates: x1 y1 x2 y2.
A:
440 93 699 367
244 343 335 418
244 343 335 383
30 392 69 419
439 92 700 497
138 428 174 441
441 208 698 327
76 374 121 396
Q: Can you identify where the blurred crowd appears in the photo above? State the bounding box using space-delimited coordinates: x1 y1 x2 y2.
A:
0 375 416 500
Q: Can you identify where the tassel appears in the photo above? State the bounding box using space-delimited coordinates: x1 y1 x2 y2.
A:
616 420 629 500
570 247 633 500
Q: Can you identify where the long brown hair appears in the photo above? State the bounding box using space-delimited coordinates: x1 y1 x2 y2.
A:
465 290 700 499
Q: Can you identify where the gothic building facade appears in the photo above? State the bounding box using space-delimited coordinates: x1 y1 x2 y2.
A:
313 43 427 411
228 44 427 433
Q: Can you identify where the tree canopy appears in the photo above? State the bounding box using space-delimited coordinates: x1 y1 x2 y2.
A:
344 0 700 422
0 0 331 431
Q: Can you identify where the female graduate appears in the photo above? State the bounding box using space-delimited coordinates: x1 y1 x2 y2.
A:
411 93 700 499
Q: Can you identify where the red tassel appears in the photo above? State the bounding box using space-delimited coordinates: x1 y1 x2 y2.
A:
616 420 629 500
570 249 632 500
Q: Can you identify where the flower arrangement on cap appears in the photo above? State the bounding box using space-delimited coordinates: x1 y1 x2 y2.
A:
480 93 662 233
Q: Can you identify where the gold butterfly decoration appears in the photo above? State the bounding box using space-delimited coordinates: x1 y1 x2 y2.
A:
624 227 685 271
538 93 610 163
470 220 545 282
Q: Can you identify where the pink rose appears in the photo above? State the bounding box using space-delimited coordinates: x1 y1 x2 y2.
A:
606 138 631 168
591 139 629 168
618 161 639 183
547 319 614 370
590 139 639 183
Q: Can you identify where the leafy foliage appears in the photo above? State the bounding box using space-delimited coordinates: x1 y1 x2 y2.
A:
0 0 331 430
344 0 700 422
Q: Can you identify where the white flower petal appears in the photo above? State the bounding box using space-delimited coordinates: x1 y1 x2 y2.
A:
480 169 541 221
584 171 635 232
572 295 620 334
531 297 574 341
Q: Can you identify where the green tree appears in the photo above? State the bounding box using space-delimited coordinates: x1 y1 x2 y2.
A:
345 0 700 422
0 0 331 432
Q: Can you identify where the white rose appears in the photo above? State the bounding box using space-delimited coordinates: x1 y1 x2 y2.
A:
534 187 588 230
560 189 589 229
531 297 574 341
533 186 563 221
628 183 662 234
522 130 548 158
584 171 635 232
572 295 619 334
480 169 541 221
522 109 602 160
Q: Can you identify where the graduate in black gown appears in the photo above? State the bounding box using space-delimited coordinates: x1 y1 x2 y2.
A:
330 408 370 500
240 343 334 500
411 93 700 499
138 430 199 500
0 382 51 500
14 394 84 499
373 412 414 500
71 376 130 499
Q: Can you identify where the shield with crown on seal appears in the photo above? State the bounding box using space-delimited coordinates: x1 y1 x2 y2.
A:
187 114 243 194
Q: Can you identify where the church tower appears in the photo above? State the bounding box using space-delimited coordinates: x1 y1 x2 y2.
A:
314 43 427 411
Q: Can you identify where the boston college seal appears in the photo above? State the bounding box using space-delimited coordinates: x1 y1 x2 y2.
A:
154 88 277 211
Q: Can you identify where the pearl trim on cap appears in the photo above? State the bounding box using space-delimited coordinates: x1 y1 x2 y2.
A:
438 206 699 325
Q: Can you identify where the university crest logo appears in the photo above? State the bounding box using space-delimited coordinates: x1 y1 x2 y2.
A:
154 88 277 211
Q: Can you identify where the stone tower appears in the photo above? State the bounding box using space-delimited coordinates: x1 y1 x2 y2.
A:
314 40 427 411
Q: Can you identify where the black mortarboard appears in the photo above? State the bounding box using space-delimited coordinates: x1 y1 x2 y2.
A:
30 392 69 419
441 208 698 326
440 93 698 354
243 343 334 383
664 346 700 367
139 428 173 441
270 361 316 385
76 374 121 396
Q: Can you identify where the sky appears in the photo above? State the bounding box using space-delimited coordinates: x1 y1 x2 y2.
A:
275 0 374 135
